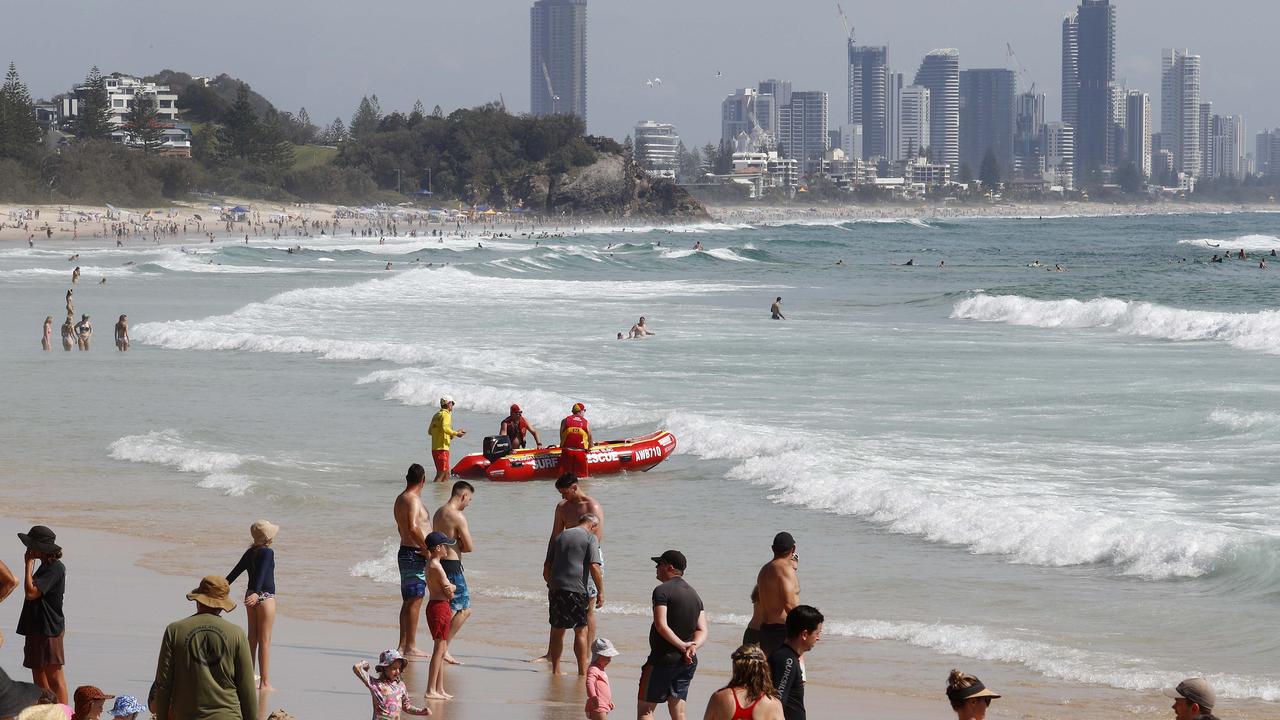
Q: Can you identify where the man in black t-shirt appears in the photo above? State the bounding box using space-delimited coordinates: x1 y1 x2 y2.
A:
639 550 707 720
768 605 823 720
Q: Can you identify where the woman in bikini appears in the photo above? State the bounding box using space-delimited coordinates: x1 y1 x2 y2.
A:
702 645 783 720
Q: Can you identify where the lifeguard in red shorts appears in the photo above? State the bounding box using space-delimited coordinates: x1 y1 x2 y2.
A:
429 395 466 483
559 403 594 477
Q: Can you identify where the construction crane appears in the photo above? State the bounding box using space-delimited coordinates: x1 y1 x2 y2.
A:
1006 43 1036 94
836 3 853 42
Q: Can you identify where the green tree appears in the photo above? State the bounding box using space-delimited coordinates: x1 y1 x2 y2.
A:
0 62 44 161
409 100 426 127
218 83 261 160
349 96 381 139
978 148 1001 190
701 143 717 173
123 95 165 153
959 161 974 185
1115 161 1144 194
72 66 114 141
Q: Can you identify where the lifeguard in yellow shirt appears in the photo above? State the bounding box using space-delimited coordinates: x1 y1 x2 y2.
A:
429 395 466 483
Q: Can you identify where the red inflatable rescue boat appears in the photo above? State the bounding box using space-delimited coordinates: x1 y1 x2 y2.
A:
451 430 677 482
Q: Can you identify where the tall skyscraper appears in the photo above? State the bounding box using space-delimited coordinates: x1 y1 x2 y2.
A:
1161 49 1201 175
1210 114 1245 179
885 71 903 162
530 0 587 122
758 79 792 108
1061 15 1079 129
721 88 765 147
1044 122 1076 189
1124 91 1152 177
1015 92 1046 178
1257 129 1279 177
848 43 889 159
1199 101 1214 178
914 49 960 173
778 91 830 172
898 85 931 161
960 69 1016 178
1074 0 1116 179
758 79 792 136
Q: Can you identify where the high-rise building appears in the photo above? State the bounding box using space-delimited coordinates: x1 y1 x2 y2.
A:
1061 15 1079 129
1015 92 1046 179
848 43 889 159
1199 102 1214 178
898 85 931 161
1257 129 1280 177
838 124 863 161
1209 114 1245 179
914 49 960 173
959 69 1016 179
1074 0 1116 179
778 91 830 172
885 71 903 162
530 0 587 122
1124 91 1152 177
758 79 792 136
722 88 766 148
633 121 680 178
1044 121 1075 189
1161 49 1201 175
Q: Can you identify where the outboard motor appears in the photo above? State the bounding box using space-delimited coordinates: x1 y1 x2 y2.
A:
483 435 512 461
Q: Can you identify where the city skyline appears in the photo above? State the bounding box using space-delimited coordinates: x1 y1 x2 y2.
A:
1 0 1277 148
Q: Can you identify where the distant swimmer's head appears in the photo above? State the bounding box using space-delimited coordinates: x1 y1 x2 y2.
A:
572 402 585 414
776 296 782 302
440 395 455 409
946 669 1000 714
81 314 89 320
638 316 646 323
119 314 127 322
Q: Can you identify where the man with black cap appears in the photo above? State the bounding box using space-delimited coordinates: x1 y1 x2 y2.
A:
639 550 707 720
16 525 68 704
1165 678 1220 720
151 575 257 720
747 532 800 655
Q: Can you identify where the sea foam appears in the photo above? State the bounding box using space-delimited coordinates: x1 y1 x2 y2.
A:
108 429 256 496
951 294 1280 355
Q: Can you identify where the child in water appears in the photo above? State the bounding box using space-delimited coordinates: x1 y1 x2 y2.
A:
585 638 619 720
353 650 430 720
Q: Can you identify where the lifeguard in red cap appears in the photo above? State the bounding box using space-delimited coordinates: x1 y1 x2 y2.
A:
500 404 542 449
559 403 594 477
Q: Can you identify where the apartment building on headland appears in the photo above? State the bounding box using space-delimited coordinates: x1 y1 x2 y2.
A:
633 121 680 178
53 74 191 155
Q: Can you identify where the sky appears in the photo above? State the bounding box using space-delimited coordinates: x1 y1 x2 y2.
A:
3 0 1276 149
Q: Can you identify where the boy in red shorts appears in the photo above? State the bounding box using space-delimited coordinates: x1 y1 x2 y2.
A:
424 531 456 700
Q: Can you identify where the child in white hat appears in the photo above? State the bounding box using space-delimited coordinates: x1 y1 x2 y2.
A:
586 637 620 720
353 649 429 719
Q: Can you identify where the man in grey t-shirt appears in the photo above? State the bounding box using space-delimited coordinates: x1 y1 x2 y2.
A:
541 513 603 676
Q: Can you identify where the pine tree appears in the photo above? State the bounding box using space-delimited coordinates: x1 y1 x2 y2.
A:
978 148 1001 190
72 65 115 141
349 96 381 139
123 94 165 152
409 100 426 126
431 105 444 119
323 117 347 144
0 62 44 160
218 83 261 159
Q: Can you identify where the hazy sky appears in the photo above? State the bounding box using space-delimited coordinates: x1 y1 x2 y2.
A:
3 1 1276 148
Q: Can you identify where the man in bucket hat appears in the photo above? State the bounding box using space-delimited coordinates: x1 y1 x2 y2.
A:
17 525 68 703
1165 678 1221 720
151 576 257 720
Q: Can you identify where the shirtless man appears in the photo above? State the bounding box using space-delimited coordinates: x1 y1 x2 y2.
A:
114 315 130 352
628 316 656 339
747 532 800 654
532 472 605 662
771 297 785 320
432 481 474 665
394 463 433 659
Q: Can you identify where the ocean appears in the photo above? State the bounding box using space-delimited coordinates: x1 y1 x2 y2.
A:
2 211 1278 713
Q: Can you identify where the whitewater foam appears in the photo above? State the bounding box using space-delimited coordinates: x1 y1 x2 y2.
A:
1208 408 1280 431
951 294 1280 355
107 430 256 496
1178 234 1280 252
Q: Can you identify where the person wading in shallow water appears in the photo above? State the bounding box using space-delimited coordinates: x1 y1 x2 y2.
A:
394 463 432 660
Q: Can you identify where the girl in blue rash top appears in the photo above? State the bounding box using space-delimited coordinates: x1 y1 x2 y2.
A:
227 520 279 690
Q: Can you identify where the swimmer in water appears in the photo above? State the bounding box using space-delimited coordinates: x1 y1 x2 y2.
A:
98 277 106 285
386 262 393 271
115 315 130 351
628 316 655 339
693 241 703 251
771 297 785 320
904 258 914 266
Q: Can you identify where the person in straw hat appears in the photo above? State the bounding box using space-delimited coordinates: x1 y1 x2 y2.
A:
16 525 68 703
226 520 280 691
151 576 257 720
